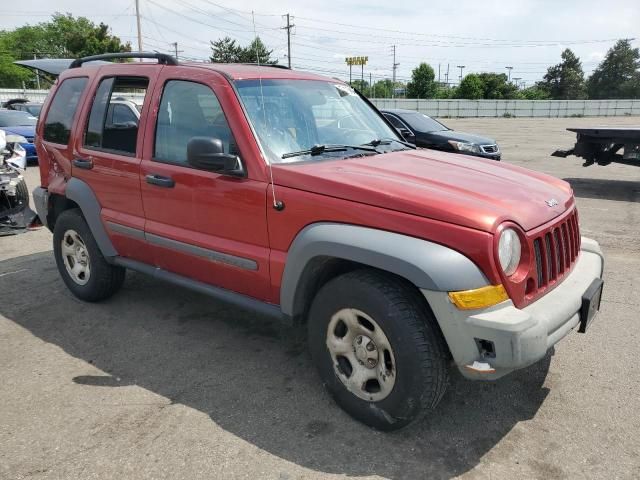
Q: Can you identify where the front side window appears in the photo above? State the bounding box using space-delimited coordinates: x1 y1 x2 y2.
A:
384 114 405 129
235 79 404 164
84 77 147 156
154 80 237 165
43 77 88 144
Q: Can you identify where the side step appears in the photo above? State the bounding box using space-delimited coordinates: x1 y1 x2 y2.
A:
113 257 282 320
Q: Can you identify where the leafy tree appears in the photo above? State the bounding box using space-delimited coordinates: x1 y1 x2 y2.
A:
539 49 586 99
371 79 394 98
350 79 369 92
210 36 243 63
476 73 519 99
0 13 129 88
210 36 277 65
587 39 640 99
521 84 551 100
406 63 437 98
457 74 484 99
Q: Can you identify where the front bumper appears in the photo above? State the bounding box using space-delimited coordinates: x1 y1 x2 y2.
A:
423 237 604 380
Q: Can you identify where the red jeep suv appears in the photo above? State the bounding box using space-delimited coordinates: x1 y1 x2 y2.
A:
33 53 604 430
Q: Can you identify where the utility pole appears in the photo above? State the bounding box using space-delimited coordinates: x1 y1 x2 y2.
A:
135 0 143 58
171 42 183 61
438 63 441 83
369 72 372 98
392 45 399 98
445 63 450 86
282 14 295 68
457 65 465 82
505 66 513 82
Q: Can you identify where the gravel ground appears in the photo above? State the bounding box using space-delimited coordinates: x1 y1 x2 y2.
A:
1 116 639 480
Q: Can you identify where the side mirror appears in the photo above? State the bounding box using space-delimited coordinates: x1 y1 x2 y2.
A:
187 137 245 177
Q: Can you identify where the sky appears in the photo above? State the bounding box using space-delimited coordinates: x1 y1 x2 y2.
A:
1 0 639 87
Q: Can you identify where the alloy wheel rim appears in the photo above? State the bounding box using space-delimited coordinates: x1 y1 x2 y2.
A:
326 308 396 402
61 229 91 285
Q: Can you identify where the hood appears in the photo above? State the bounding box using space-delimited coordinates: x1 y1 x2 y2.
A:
424 130 496 145
2 126 35 138
272 149 573 233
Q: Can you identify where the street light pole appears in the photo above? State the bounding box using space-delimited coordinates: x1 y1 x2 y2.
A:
457 65 465 82
505 66 513 82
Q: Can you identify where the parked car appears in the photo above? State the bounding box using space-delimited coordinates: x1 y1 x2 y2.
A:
33 53 604 431
3 98 43 117
381 108 501 160
0 110 38 163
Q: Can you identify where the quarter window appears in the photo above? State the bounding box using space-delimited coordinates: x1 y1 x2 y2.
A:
154 80 237 165
84 76 147 156
43 77 88 144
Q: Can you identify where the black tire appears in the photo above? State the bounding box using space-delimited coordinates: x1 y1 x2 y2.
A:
15 178 29 207
53 208 125 302
307 269 449 430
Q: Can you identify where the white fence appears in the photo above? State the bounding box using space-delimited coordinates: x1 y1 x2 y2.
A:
371 98 640 118
2 88 639 118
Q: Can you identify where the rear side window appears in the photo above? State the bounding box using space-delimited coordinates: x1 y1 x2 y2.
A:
84 76 148 156
43 77 88 144
154 80 237 165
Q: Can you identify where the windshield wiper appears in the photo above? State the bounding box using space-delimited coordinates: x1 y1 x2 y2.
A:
363 138 416 149
282 143 379 159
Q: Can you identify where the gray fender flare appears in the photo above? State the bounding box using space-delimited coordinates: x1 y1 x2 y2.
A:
280 222 489 317
65 177 118 258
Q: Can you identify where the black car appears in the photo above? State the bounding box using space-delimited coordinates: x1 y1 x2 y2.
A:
381 109 501 160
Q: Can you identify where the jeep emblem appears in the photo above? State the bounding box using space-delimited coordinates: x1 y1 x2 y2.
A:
546 198 559 207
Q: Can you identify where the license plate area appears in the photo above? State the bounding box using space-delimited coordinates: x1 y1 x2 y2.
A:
578 278 604 333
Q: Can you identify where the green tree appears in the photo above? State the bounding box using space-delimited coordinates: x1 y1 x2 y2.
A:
406 63 437 98
539 49 586 99
0 13 129 88
521 84 551 100
210 36 243 63
210 36 277 65
587 39 640 99
350 79 369 92
457 74 484 99
476 73 519 99
371 79 394 98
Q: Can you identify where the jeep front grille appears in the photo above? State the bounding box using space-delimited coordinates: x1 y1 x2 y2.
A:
531 209 580 291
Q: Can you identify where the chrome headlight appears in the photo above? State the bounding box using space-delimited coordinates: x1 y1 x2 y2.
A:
498 228 521 276
448 140 480 154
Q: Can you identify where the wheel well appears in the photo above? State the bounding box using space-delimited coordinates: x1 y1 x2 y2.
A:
291 257 451 359
48 194 80 231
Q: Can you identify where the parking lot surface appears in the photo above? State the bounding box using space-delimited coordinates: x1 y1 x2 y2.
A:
1 116 639 479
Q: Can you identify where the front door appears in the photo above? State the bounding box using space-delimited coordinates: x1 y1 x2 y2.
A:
139 74 271 301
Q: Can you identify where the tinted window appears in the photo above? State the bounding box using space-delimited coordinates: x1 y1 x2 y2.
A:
112 104 138 124
154 80 237 165
400 113 448 132
384 114 405 129
43 77 88 144
0 110 37 127
84 77 147 156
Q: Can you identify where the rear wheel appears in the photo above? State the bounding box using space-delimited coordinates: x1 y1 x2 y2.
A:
53 209 125 302
307 269 449 430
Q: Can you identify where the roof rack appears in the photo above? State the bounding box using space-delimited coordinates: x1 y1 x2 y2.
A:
238 63 290 69
70 52 178 69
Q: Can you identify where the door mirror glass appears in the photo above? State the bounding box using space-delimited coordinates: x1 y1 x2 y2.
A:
187 137 244 176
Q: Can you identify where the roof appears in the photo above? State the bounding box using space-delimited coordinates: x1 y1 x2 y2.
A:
181 62 337 82
15 56 339 83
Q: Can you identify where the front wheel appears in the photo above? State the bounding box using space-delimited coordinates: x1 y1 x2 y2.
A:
307 269 450 430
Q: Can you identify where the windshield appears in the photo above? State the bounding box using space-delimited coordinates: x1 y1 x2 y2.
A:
24 105 42 117
401 113 448 133
0 111 37 127
235 79 404 163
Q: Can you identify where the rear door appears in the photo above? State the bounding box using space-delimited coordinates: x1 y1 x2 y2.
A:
73 65 162 263
139 70 271 301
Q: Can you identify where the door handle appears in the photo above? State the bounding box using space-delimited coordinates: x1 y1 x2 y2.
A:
145 174 175 188
73 158 93 170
